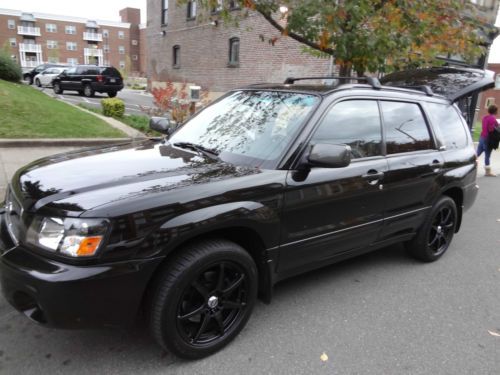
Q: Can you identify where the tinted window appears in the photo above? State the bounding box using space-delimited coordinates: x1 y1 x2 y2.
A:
66 67 77 75
426 103 468 149
311 100 382 159
381 101 432 154
101 67 121 77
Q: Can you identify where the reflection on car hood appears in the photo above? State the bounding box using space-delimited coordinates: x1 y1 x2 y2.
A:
13 140 263 216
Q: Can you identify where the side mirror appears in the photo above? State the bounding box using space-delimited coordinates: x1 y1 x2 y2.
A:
149 116 174 135
307 143 351 168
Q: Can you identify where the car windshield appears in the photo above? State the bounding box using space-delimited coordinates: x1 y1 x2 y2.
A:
169 91 319 168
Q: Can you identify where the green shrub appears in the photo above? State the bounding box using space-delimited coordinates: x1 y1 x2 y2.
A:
0 51 22 82
101 98 125 118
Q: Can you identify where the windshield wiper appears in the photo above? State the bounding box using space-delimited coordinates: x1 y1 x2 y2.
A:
173 142 220 160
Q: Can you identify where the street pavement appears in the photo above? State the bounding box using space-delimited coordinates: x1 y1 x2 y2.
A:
0 146 499 374
37 86 154 116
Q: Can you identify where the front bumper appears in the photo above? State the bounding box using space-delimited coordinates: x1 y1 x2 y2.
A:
0 212 164 329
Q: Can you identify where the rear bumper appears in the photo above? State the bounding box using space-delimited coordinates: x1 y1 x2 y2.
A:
0 213 163 329
92 83 124 92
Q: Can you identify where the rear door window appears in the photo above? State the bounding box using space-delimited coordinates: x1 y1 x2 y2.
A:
101 67 121 77
311 100 382 159
425 103 468 149
381 101 432 154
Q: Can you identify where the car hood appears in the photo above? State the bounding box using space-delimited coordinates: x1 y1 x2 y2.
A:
12 140 263 217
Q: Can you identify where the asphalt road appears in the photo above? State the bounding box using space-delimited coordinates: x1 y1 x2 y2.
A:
37 86 154 116
0 149 499 374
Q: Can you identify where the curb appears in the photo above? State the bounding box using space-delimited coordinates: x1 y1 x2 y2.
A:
0 138 135 148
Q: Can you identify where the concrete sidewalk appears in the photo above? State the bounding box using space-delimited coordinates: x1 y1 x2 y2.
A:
1 145 500 201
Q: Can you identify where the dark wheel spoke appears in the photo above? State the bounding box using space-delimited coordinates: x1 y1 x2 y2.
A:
193 314 211 342
192 280 210 299
222 274 245 296
216 263 225 291
178 304 205 321
214 312 224 334
442 209 452 224
429 235 439 247
223 300 246 309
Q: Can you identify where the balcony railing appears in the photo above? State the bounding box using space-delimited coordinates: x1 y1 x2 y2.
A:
19 43 42 53
83 32 103 42
17 26 41 36
84 48 103 57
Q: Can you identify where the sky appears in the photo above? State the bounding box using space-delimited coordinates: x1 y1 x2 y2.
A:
0 0 147 24
2 0 500 63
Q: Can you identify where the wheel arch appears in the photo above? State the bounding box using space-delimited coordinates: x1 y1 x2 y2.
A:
442 186 463 232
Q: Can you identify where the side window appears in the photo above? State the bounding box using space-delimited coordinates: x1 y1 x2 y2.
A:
76 67 87 74
66 67 77 75
381 101 432 154
311 100 382 159
426 103 468 149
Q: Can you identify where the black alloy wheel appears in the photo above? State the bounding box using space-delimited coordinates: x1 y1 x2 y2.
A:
83 84 95 98
406 196 457 262
150 239 258 359
53 83 63 94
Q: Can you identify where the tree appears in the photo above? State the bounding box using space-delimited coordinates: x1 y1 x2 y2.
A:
190 0 492 76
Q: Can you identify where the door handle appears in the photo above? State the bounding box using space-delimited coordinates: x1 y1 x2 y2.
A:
362 170 384 185
429 160 444 169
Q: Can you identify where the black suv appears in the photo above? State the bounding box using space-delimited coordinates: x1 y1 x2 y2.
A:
0 67 493 359
52 65 124 97
23 63 67 85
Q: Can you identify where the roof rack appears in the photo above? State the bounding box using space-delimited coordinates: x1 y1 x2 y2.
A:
283 76 382 90
391 85 434 96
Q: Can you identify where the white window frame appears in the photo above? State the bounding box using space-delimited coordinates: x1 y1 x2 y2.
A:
8 19 15 29
47 40 58 49
119 46 125 54
103 45 110 53
132 54 138 60
46 23 57 33
132 39 138 46
119 61 126 69
67 58 78 65
103 29 109 38
65 25 76 35
118 31 125 39
66 42 77 51
9 38 17 47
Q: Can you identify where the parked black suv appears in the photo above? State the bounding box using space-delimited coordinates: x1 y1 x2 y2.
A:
0 67 493 359
52 65 124 97
23 63 67 85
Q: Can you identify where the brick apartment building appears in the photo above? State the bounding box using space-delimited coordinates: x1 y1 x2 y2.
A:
478 63 500 119
146 0 331 95
0 7 146 75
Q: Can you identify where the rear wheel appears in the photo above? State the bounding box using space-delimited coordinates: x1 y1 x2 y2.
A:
108 91 117 98
149 239 258 359
53 83 63 94
83 84 95 98
35 78 41 87
406 196 457 262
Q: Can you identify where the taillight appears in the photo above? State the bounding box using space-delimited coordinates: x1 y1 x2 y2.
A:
96 75 104 82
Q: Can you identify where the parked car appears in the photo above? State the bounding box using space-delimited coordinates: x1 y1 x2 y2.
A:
34 67 67 88
0 67 493 360
52 65 124 97
23 63 67 85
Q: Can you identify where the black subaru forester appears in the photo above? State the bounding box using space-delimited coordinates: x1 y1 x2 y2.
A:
0 67 494 359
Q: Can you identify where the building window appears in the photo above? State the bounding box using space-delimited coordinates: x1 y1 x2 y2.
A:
132 39 138 46
132 54 138 60
119 46 125 54
48 57 59 63
46 23 57 33
8 19 15 29
228 37 240 66
173 45 180 68
67 58 78 65
118 30 125 39
162 0 169 25
65 25 76 34
66 42 77 51
103 45 110 53
187 0 197 19
103 29 109 38
119 61 126 69
485 97 495 108
9 38 16 47
47 40 58 49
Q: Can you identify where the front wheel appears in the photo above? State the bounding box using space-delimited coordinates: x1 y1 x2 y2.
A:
149 239 258 359
406 196 457 262
53 83 63 94
35 78 41 87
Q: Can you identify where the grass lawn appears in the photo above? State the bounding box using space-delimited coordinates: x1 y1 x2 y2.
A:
0 79 126 138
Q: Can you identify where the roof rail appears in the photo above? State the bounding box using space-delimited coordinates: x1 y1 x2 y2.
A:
392 85 434 96
283 76 382 90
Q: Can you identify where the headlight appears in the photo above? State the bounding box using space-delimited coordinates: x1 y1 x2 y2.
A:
26 217 109 257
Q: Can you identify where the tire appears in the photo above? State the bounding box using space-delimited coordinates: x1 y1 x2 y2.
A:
83 84 95 98
53 83 63 94
149 239 258 359
27 76 33 85
107 91 117 98
78 91 84 96
35 78 41 87
406 196 457 262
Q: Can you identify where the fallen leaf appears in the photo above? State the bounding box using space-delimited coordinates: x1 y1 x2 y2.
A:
320 352 329 362
488 330 500 337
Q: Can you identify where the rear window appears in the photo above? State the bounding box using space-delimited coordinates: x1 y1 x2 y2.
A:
100 67 121 78
426 103 468 149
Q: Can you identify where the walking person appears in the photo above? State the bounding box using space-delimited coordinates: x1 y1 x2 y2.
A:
477 104 499 177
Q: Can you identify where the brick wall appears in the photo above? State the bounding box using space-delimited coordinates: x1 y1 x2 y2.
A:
478 64 500 121
146 1 331 93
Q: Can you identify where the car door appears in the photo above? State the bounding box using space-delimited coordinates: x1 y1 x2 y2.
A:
59 67 76 90
41 69 53 86
378 100 445 241
279 99 388 276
